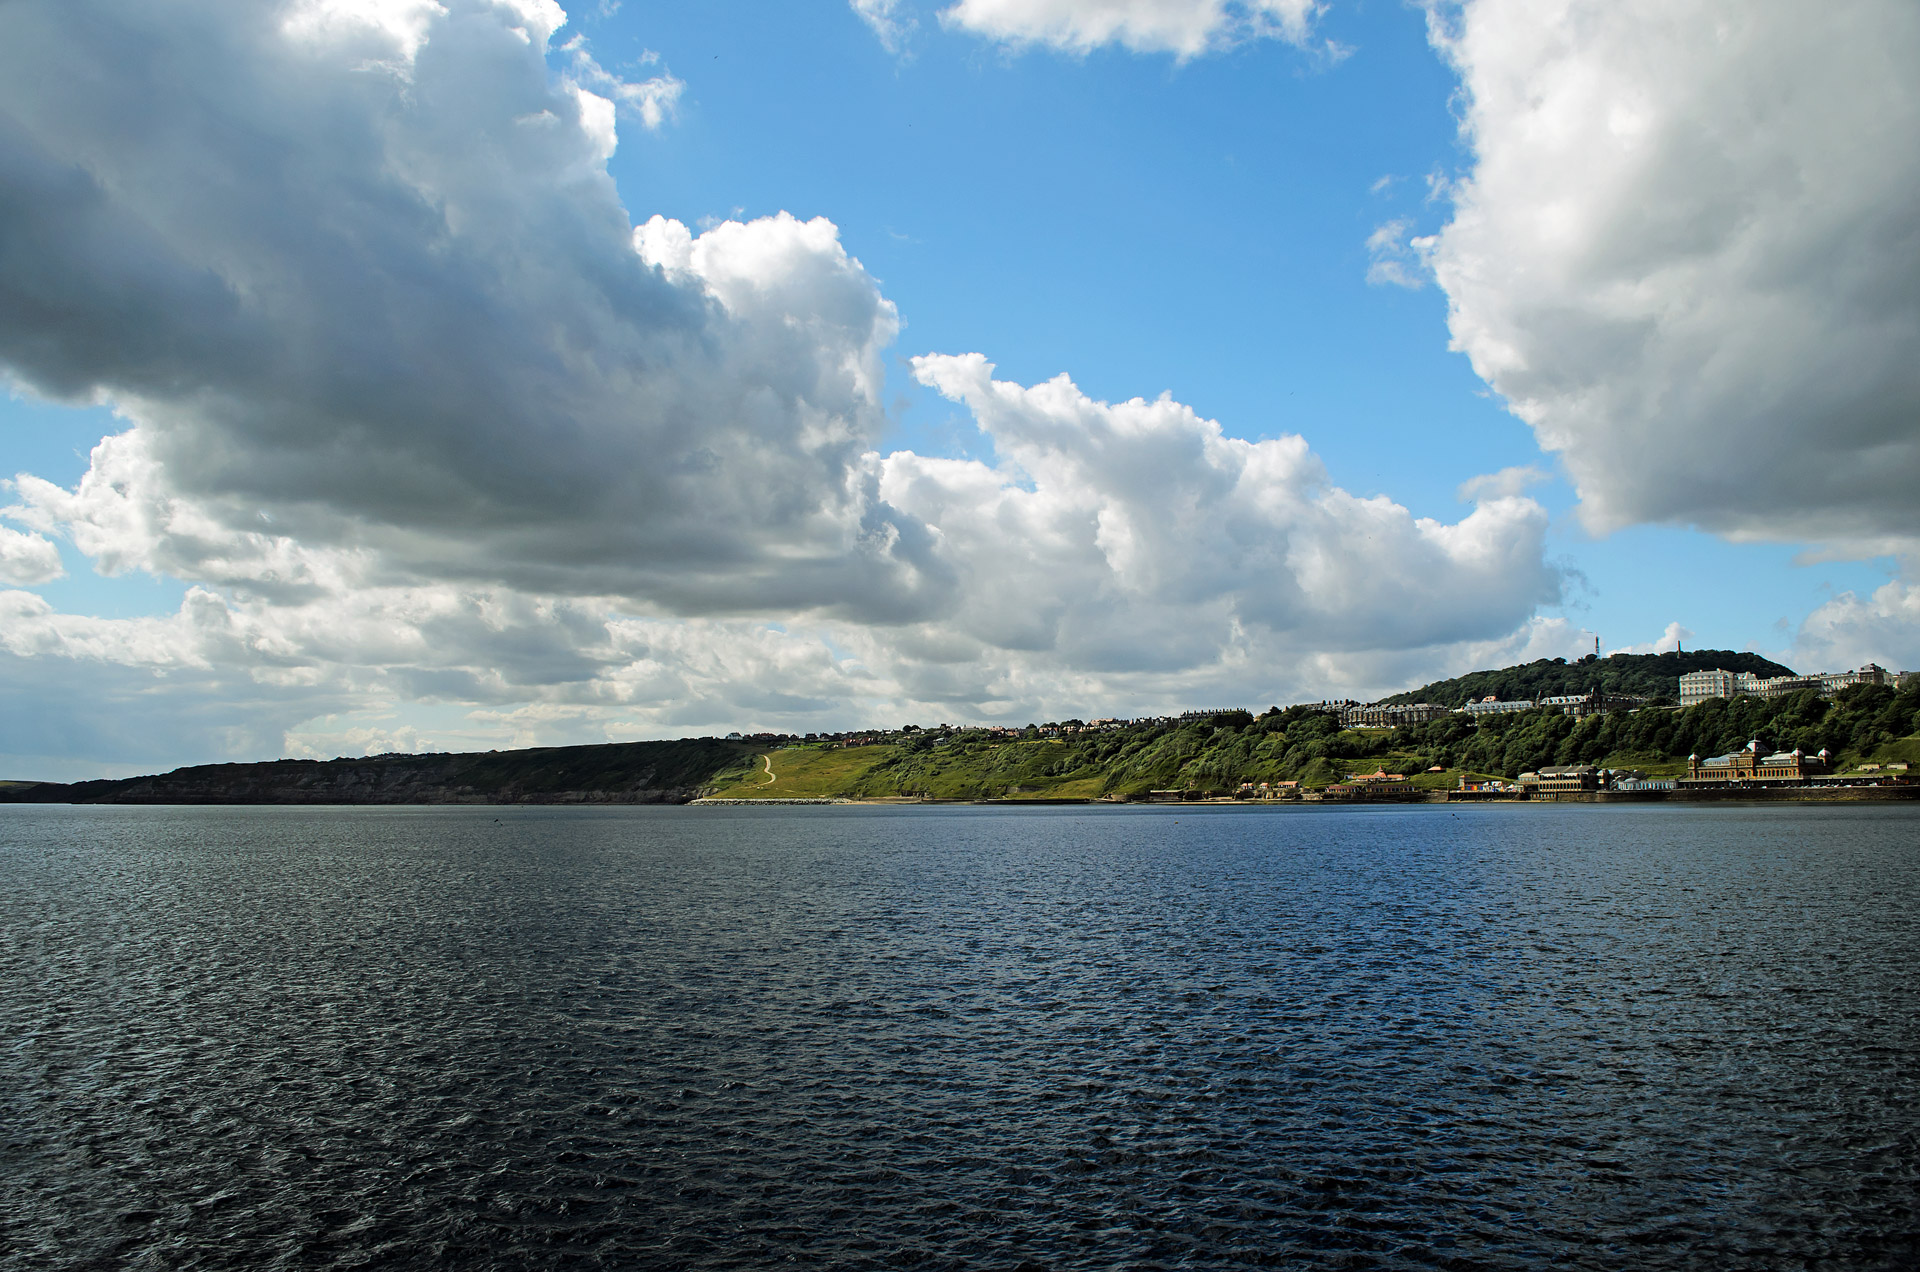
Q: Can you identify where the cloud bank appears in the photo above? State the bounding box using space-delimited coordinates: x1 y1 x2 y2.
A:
0 0 1565 767
1427 0 1920 551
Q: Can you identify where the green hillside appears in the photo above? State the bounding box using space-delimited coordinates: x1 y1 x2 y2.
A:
1382 649 1796 707
724 681 1920 800
9 676 1915 805
1388 682 1916 778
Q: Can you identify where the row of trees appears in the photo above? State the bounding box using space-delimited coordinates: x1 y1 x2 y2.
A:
1403 682 1918 777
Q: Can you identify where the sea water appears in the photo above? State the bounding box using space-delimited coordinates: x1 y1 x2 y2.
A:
2 802 1916 1270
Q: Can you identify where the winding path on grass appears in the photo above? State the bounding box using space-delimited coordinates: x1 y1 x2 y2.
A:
760 753 777 786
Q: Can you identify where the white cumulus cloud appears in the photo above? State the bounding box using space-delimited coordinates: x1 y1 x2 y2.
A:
1791 581 1920 674
0 0 1577 769
0 523 63 586
903 354 1559 656
1427 0 1920 551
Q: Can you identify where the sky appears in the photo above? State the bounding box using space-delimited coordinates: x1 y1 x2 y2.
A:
1 0 1916 779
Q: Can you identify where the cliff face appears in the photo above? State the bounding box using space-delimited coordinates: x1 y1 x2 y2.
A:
8 739 752 806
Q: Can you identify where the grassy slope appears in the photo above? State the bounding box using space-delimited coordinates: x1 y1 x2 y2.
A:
868 740 1106 800
1867 735 1920 764
704 746 896 798
1836 734 1920 772
709 740 1132 801
700 721 1920 803
711 741 1496 802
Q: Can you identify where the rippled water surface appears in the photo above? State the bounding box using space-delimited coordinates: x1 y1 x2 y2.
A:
4 802 1918 1270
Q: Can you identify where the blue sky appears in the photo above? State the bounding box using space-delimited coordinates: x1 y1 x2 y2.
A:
582 0 1902 652
1 0 1915 776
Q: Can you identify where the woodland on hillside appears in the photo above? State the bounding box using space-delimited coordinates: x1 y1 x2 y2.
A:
1380 649 1796 708
838 681 1920 799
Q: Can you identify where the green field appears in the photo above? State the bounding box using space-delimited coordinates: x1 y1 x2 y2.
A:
704 745 896 798
705 739 1132 801
709 745 1504 802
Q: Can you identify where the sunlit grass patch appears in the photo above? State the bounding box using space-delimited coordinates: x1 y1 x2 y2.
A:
704 745 896 798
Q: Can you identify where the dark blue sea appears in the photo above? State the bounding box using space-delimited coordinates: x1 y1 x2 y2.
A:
3 802 1916 1270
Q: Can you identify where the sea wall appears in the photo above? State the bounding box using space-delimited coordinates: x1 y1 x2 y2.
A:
1527 786 1920 804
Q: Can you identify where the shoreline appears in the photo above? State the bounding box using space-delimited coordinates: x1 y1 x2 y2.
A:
8 785 1915 810
694 786 1920 808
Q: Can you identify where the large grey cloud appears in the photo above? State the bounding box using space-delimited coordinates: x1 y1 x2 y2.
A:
1427 0 1920 549
0 0 1574 758
0 0 931 619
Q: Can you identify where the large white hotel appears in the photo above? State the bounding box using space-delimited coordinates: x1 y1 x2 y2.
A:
1678 664 1899 708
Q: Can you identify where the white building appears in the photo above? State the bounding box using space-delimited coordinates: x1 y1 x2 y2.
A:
1679 664 1895 708
1678 669 1759 707
1459 696 1536 718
